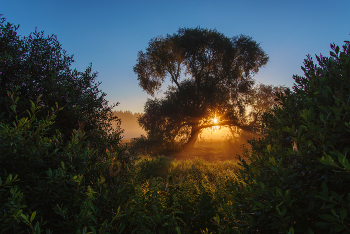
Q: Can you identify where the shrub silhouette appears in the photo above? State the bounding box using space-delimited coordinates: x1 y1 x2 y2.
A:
216 40 350 233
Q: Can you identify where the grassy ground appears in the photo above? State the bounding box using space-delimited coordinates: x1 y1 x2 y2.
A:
172 140 246 161
125 155 242 233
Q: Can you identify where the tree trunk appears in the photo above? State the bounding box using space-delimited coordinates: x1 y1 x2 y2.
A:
184 124 201 150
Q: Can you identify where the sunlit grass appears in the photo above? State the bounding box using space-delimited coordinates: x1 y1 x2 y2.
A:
169 158 239 183
129 155 241 232
132 155 240 185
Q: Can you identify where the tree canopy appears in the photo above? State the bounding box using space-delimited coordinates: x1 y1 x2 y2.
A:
134 27 269 150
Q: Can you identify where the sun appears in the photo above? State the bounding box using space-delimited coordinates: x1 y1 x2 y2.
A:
206 116 220 132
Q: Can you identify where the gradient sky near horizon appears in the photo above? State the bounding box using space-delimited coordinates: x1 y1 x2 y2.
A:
2 0 349 113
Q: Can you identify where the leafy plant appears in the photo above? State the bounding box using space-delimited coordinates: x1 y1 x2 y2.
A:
216 40 350 233
0 91 128 233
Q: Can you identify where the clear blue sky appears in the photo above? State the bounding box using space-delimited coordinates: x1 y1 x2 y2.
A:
2 0 349 113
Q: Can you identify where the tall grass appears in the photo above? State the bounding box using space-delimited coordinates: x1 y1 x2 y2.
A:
128 155 241 233
132 155 240 185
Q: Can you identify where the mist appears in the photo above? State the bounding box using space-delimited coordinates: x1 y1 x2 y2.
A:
113 111 146 141
174 126 259 161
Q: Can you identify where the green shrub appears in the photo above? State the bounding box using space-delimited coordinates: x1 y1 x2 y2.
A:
0 92 128 233
216 40 350 233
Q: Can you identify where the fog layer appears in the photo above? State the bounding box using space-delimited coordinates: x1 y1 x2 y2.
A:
113 111 146 140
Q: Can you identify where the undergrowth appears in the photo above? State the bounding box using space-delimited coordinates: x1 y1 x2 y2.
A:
130 156 241 233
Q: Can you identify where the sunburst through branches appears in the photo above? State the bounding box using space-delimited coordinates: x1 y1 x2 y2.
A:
210 116 220 132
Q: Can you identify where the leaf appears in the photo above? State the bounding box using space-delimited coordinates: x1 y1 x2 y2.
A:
340 155 350 170
6 174 12 183
331 209 338 218
20 213 29 223
260 182 265 189
288 226 294 234
119 224 125 233
215 214 220 224
270 166 278 174
319 214 338 222
334 225 344 232
88 226 96 234
276 188 283 198
315 221 331 228
335 45 340 54
30 211 36 222
340 207 347 221
267 144 272 153
319 155 338 167
324 204 336 209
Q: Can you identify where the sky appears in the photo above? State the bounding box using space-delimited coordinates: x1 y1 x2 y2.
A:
2 0 350 113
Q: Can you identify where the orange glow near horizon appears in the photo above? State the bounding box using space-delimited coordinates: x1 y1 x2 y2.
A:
200 126 230 140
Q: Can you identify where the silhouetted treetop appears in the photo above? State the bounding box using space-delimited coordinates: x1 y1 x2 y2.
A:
134 27 269 96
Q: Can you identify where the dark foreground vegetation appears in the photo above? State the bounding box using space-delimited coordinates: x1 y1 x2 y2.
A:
1 16 350 233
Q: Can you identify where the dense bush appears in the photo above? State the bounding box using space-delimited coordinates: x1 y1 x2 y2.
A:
216 40 350 233
0 93 132 233
0 16 122 154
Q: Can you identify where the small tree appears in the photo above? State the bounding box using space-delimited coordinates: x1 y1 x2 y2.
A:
134 27 269 150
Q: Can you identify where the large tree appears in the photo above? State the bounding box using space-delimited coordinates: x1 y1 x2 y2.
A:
134 27 269 149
